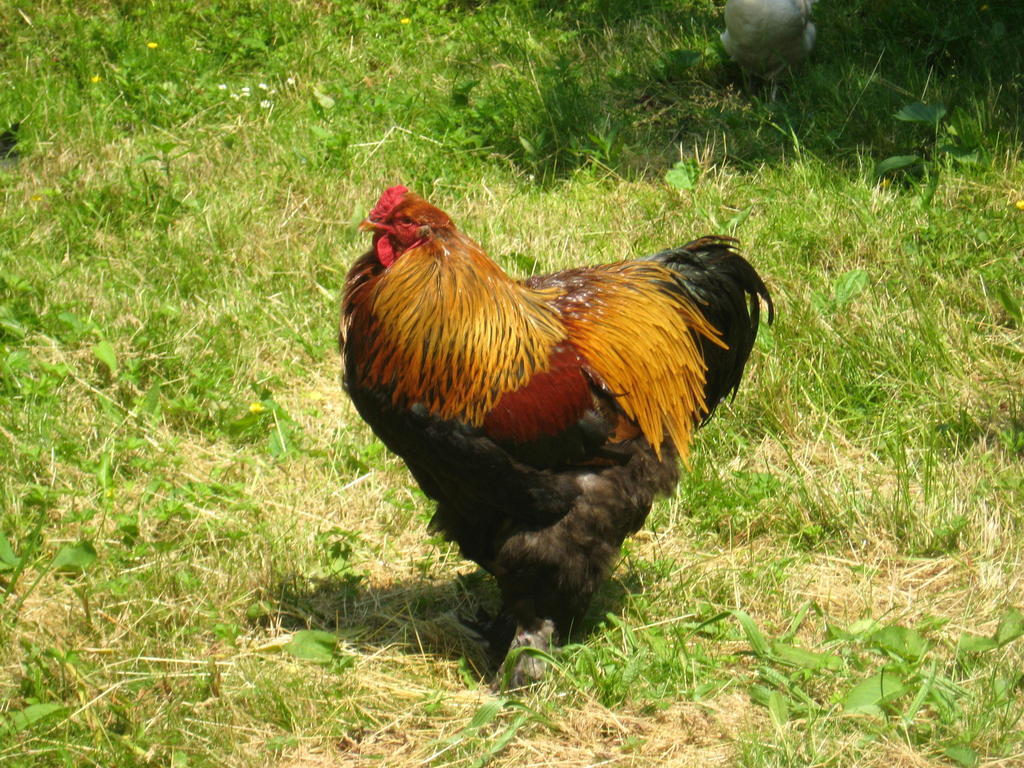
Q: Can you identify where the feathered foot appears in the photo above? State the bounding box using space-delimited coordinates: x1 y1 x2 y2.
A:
494 619 557 691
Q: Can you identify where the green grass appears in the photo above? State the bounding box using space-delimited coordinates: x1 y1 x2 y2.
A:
2 0 1023 765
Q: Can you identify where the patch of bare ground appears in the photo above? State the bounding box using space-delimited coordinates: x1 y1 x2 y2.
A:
270 690 761 768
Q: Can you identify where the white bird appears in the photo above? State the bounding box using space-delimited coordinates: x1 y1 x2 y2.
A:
721 0 816 85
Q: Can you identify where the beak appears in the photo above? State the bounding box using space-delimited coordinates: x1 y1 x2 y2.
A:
358 218 381 233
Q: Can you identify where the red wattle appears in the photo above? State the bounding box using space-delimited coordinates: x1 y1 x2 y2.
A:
374 234 396 267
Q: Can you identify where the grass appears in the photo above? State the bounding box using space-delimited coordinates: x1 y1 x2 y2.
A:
2 0 1023 765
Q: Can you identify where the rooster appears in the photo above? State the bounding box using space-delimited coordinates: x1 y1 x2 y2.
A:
341 187 773 686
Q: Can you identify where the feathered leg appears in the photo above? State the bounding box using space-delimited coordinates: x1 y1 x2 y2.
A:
492 594 569 690
490 559 604 689
499 617 557 690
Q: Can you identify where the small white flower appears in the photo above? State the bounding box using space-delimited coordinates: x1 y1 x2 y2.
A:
286 77 296 85
230 93 241 100
258 82 269 90
241 86 251 94
260 99 272 108
217 83 227 90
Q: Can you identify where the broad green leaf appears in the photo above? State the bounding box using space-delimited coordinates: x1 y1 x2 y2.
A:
895 101 947 126
56 311 94 341
767 691 790 727
38 360 70 380
472 713 527 768
284 630 339 663
96 452 113 493
903 659 937 724
0 311 27 339
874 155 920 177
240 35 268 51
995 285 1022 326
224 411 262 437
466 699 503 732
92 340 118 375
152 140 177 155
51 541 97 574
748 684 772 708
957 633 998 654
450 78 479 107
939 143 979 164
660 48 701 78
771 642 843 670
809 290 830 314
692 610 731 634
846 618 881 637
843 667 912 714
919 167 940 209
869 625 929 661
0 270 31 292
0 535 19 572
7 702 67 733
438 699 507 750
245 600 274 620
780 601 815 642
269 421 292 458
665 160 699 191
733 610 770 657
995 607 1024 646
310 124 332 141
944 745 979 768
833 269 870 308
758 664 791 691
958 608 1024 654
139 383 162 417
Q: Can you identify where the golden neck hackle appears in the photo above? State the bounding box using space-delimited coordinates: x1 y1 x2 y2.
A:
353 229 567 426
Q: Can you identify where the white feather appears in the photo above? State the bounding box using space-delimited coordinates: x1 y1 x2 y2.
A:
721 0 816 78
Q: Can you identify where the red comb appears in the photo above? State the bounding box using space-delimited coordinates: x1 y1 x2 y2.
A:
368 185 408 221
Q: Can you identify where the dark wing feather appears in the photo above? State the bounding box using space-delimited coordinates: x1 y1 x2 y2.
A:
645 236 774 421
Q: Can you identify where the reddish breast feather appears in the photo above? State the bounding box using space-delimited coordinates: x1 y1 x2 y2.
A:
483 345 592 444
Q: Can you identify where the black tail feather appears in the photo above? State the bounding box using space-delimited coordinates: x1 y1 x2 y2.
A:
646 236 774 421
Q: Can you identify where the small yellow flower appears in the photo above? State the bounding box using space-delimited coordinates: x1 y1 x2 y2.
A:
147 41 159 49
31 194 43 201
879 178 891 188
1015 200 1024 211
980 4 989 10
91 75 102 83
249 401 266 414
400 17 411 24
